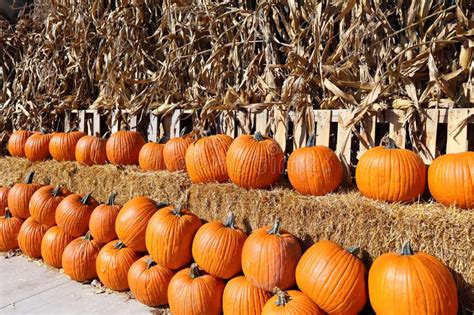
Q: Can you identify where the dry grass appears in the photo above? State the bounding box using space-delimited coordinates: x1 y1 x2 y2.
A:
0 157 472 312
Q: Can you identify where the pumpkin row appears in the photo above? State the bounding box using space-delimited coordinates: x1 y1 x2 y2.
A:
0 174 459 314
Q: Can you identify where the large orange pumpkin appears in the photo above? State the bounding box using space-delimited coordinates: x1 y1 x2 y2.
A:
29 185 70 227
226 132 284 189
62 232 103 282
168 263 225 315
75 135 108 166
288 134 343 195
55 193 99 237
106 131 145 165
8 130 35 157
18 217 48 258
96 240 140 291
49 131 86 161
355 138 426 202
25 130 54 162
138 139 167 171
222 276 271 315
0 186 10 217
295 240 367 314
163 132 193 172
146 204 202 269
128 255 175 307
369 241 458 315
0 209 23 251
261 289 324 315
192 212 247 279
241 219 302 291
89 192 121 243
41 226 75 268
7 171 42 219
185 133 233 183
428 152 474 209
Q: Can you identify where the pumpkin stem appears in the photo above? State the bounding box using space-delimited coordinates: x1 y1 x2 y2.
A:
347 246 360 256
254 132 264 141
306 134 316 147
267 218 282 236
179 127 187 137
146 257 157 269
385 138 398 149
172 204 184 217
114 240 126 250
201 130 212 137
107 192 118 206
84 231 93 241
52 185 62 197
189 263 201 279
25 171 35 184
400 241 414 255
40 127 48 134
224 212 236 229
158 137 169 144
273 288 291 307
81 192 93 205
4 208 12 219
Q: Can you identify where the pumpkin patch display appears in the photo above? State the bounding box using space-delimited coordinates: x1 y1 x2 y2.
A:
75 134 108 166
106 131 145 165
0 209 23 251
8 130 35 158
139 139 167 171
7 171 42 219
0 186 10 217
62 231 102 282
163 132 193 172
49 131 86 161
25 130 54 162
29 185 70 227
261 289 324 315
222 276 271 315
89 192 121 243
18 217 48 258
41 226 75 268
55 193 99 237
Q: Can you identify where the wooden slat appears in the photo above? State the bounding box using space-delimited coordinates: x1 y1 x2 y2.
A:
274 108 287 152
92 110 101 136
254 109 268 135
336 110 352 163
314 110 331 147
421 109 439 163
111 110 120 133
170 110 181 138
129 113 137 131
148 113 159 142
78 111 86 133
447 108 471 153
64 112 71 132
388 109 406 148
236 110 251 135
357 112 376 159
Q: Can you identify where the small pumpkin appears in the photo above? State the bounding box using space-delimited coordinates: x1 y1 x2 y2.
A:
428 152 474 209
62 231 102 282
18 217 48 258
7 171 42 219
89 192 121 243
139 138 168 171
355 138 426 202
261 289 324 315
222 276 271 315
29 185 70 227
8 130 35 157
0 209 23 251
41 226 75 268
168 263 225 315
55 193 99 237
106 131 145 165
241 219 302 291
192 212 247 279
128 255 175 307
146 204 202 269
75 134 108 166
163 131 193 172
288 134 343 195
226 132 284 189
24 129 54 162
49 131 86 161
369 241 458 315
185 133 233 183
295 240 367 314
0 186 10 216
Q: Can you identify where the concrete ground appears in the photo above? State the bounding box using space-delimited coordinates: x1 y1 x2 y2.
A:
0 254 160 314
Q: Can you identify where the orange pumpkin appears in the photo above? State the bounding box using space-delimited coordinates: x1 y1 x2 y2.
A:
7 171 42 219
75 134 108 165
146 204 202 269
163 132 193 172
185 133 233 183
96 240 140 291
0 186 10 217
168 263 225 315
428 152 474 209
192 212 247 279
8 130 35 157
128 255 175 306
25 130 54 162
55 193 99 237
241 219 302 291
295 240 367 314
18 217 48 258
41 226 75 268
29 185 70 227
49 131 86 161
0 209 23 251
355 138 426 202
226 132 284 189
287 134 343 195
106 131 145 165
139 139 167 171
89 192 121 243
222 276 271 315
369 241 458 315
261 289 324 315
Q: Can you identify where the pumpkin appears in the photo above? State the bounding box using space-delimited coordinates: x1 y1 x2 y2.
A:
29 185 70 227
24 129 54 162
168 263 225 315
55 193 99 237
226 132 284 189
192 212 247 279
115 196 162 252
0 186 10 216
241 219 302 291
128 255 175 306
222 276 271 315
41 226 75 268
18 217 48 258
75 134 108 166
368 241 458 315
7 171 42 219
185 133 233 183
355 138 426 202
96 240 140 291
106 131 145 165
62 231 102 282
8 130 35 157
295 240 367 314
0 209 23 251
428 152 474 209
261 289 324 315
49 131 86 161
139 139 167 171
89 192 121 243
163 131 193 172
287 134 343 195
146 204 202 269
